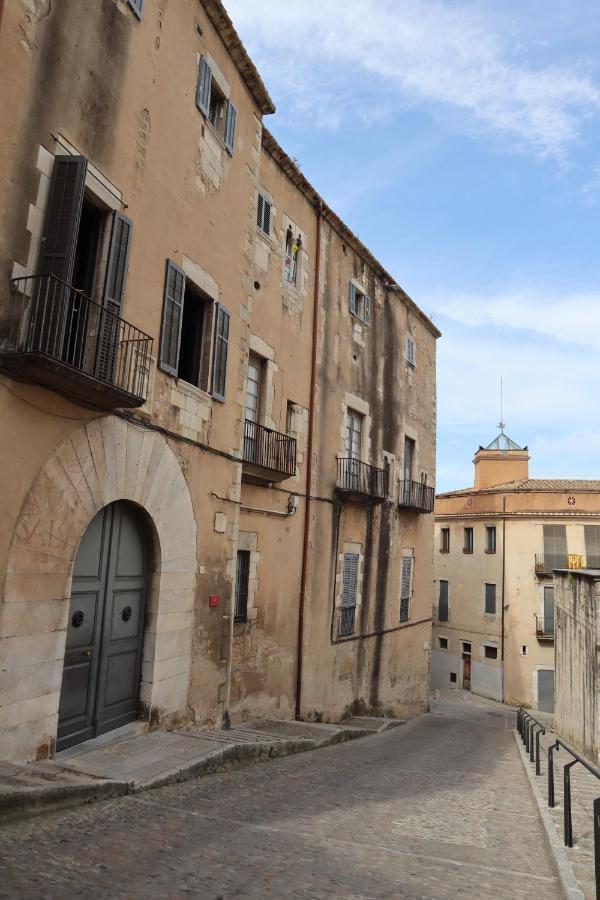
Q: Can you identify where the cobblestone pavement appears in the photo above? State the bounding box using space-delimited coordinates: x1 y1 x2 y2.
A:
0 694 562 899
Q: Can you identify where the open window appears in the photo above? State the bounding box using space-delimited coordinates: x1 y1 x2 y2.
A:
196 57 237 155
348 282 370 324
159 260 230 401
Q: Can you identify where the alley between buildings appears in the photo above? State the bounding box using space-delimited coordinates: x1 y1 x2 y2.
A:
0 694 561 899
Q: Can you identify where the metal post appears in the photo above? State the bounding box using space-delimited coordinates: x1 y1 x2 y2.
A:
524 718 530 752
530 723 535 763
593 796 600 900
536 729 541 776
564 761 577 847
548 744 555 808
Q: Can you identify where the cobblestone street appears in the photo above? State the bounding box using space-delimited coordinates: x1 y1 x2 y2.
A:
0 695 561 899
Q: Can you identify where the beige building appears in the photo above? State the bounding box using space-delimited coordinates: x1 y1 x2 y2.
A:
432 429 600 711
0 0 438 763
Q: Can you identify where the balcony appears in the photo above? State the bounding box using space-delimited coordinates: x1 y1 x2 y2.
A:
0 275 153 409
399 479 435 513
242 419 296 482
336 458 387 504
535 553 583 575
535 615 555 640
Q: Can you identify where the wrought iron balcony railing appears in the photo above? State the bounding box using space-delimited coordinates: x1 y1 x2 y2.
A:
243 419 296 481
399 479 435 513
535 615 555 639
336 458 387 503
535 553 583 575
0 274 153 408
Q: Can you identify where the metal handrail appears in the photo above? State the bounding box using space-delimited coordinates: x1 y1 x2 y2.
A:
518 708 600 898
517 708 546 776
3 274 153 401
243 419 296 477
398 479 435 512
336 458 387 499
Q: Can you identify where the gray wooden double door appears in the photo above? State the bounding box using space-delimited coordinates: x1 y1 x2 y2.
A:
57 502 147 751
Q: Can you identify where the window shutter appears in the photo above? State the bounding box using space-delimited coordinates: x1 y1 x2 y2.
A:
225 101 237 155
364 293 371 324
438 581 449 622
128 0 143 18
263 200 271 235
348 283 357 315
342 554 359 606
257 195 264 230
211 303 230 401
196 57 212 117
159 260 185 376
485 583 496 615
39 155 87 283
103 212 132 313
400 556 413 600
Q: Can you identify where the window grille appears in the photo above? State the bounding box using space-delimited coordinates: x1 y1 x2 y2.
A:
235 550 250 623
400 556 413 622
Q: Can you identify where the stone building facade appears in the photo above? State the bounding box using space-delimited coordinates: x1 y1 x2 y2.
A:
0 0 438 763
432 430 600 712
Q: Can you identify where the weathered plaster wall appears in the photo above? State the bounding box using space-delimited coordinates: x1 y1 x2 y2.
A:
555 571 600 763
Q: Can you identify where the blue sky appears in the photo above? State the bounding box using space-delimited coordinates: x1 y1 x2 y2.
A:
226 0 600 491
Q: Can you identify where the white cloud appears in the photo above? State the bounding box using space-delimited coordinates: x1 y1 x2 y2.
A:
225 0 600 159
430 289 600 351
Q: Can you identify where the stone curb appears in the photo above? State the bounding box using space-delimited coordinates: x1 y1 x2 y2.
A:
0 727 370 823
513 730 585 900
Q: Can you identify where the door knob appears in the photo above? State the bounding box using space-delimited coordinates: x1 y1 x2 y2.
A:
83 650 92 657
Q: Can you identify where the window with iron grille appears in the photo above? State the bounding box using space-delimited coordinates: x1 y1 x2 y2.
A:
400 555 413 622
257 194 271 236
438 579 449 622
234 550 250 623
484 582 496 615
339 553 359 637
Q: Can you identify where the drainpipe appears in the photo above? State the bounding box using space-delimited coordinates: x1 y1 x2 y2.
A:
501 496 506 703
295 200 323 720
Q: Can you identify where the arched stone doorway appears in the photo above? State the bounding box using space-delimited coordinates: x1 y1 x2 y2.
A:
58 502 148 751
0 416 197 763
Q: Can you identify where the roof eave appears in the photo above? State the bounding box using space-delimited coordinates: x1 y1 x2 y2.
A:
200 0 276 116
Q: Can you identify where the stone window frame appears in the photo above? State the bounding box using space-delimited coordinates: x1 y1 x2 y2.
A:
340 393 372 464
481 640 499 660
282 215 306 292
333 542 364 640
437 634 449 651
234 531 260 631
463 526 474 554
440 526 450 553
243 334 278 432
399 549 414 623
485 524 497 554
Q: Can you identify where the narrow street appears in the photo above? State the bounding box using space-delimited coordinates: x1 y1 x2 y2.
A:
0 695 561 899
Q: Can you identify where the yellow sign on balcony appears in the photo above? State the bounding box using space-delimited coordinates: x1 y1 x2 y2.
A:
568 554 584 569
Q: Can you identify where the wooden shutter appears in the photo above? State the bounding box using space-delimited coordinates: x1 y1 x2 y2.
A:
96 212 133 383
400 556 413 600
342 554 359 606
585 525 600 567
257 195 264 230
485 583 496 615
224 101 237 155
104 212 132 312
438 580 449 622
543 524 567 568
159 260 185 376
364 293 371 324
128 0 143 17
196 57 212 117
348 282 357 315
211 303 230 401
263 200 271 235
39 155 87 282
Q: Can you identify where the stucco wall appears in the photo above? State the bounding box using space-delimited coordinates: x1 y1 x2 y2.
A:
555 571 600 764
